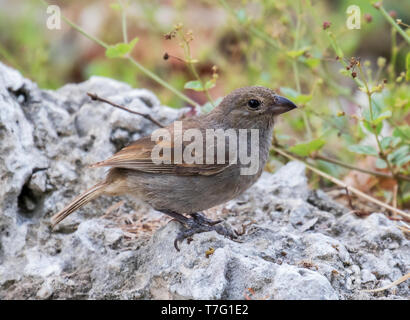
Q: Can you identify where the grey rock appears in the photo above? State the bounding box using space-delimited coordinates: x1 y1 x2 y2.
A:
272 264 338 300
0 62 409 300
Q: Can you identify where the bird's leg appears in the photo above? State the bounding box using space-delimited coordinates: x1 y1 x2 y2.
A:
189 212 240 240
160 210 238 251
189 212 223 226
160 210 190 225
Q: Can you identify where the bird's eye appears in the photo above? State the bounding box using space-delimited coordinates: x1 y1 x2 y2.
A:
247 99 261 110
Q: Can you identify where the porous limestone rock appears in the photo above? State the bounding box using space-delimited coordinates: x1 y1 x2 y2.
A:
0 62 408 300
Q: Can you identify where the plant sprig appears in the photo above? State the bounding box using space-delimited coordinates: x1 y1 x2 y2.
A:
164 24 218 109
39 0 200 108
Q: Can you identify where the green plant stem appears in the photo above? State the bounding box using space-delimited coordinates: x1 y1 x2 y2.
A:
115 1 195 107
378 5 410 45
292 0 302 90
357 64 398 184
127 56 199 107
62 15 109 49
39 0 199 108
0 42 24 71
189 63 215 108
218 0 280 49
324 30 364 88
249 25 280 49
389 27 398 82
119 0 128 43
183 36 215 108
292 0 312 140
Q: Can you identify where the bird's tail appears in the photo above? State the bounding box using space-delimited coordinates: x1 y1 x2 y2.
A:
51 182 107 227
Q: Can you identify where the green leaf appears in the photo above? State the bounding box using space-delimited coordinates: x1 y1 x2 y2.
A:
348 144 378 156
373 110 392 125
375 158 387 169
184 79 216 92
276 134 292 141
184 80 204 91
110 3 122 11
339 68 350 77
381 137 392 150
289 117 305 131
393 126 410 142
397 155 410 167
406 52 410 82
236 9 247 23
204 80 215 90
403 192 410 205
381 136 401 150
293 94 312 105
362 121 382 135
105 37 139 58
289 138 326 157
286 47 310 59
279 87 299 99
279 87 311 105
201 97 223 114
304 58 320 69
388 145 410 166
391 137 402 148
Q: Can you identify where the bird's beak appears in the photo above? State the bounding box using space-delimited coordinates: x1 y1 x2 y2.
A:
273 95 298 115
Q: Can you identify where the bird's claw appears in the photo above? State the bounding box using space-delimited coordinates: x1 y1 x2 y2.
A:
173 212 238 251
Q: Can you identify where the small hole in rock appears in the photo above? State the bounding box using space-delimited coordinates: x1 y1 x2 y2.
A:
17 181 41 219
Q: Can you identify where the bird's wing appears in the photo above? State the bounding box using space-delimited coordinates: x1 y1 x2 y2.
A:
91 132 231 176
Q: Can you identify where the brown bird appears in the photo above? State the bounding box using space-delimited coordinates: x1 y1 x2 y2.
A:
51 86 297 250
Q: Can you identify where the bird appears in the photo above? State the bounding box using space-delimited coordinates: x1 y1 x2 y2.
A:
51 86 297 250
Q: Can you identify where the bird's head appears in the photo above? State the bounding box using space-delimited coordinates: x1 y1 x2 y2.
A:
210 86 297 129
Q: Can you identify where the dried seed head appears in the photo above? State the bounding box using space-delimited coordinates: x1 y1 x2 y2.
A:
389 10 397 18
377 57 386 68
322 21 331 30
352 72 357 78
372 2 381 9
364 13 373 23
164 30 176 40
174 23 183 31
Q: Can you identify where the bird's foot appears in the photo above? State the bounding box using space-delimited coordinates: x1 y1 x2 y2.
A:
171 212 238 251
189 212 223 226
160 210 239 251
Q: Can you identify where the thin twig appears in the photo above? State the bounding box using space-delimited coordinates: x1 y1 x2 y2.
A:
272 146 410 219
376 5 410 45
313 154 410 182
362 273 410 293
344 187 355 211
87 93 165 128
393 184 398 209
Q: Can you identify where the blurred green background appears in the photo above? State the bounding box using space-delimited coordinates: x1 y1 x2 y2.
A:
0 0 409 207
